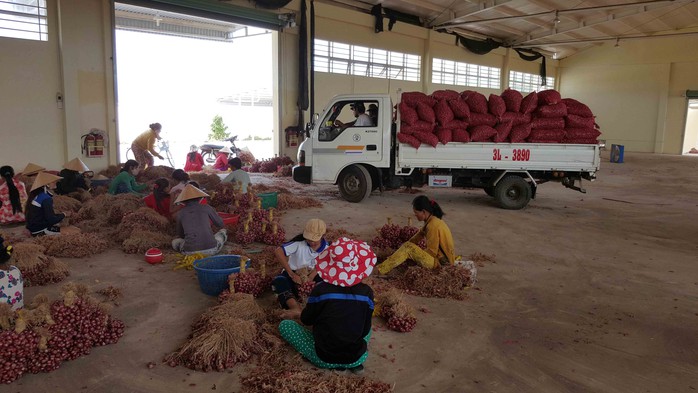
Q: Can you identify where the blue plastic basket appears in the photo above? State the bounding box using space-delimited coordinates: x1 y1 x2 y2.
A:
192 255 251 296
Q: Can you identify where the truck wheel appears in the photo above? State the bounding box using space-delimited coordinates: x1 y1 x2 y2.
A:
338 165 372 203
484 186 494 197
494 175 531 210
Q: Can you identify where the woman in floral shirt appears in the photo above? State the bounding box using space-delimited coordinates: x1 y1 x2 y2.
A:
0 235 22 311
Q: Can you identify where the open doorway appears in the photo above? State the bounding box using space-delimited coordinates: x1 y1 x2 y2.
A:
683 99 698 155
114 3 277 168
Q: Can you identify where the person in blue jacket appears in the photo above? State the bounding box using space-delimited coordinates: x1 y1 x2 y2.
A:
24 172 67 237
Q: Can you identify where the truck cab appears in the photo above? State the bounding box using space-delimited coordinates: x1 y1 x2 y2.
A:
293 94 393 201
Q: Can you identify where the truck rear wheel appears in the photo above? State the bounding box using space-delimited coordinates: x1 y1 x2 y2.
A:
338 165 372 203
494 175 531 210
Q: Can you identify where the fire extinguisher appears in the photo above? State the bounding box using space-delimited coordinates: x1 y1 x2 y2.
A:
81 129 107 157
82 133 96 157
285 126 299 147
94 133 104 156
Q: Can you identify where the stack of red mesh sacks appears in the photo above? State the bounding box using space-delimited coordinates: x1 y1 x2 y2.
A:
396 88 600 146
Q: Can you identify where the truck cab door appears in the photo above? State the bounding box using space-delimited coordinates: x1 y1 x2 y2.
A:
312 100 383 182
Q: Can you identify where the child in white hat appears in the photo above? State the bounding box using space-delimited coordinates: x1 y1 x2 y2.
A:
272 219 327 313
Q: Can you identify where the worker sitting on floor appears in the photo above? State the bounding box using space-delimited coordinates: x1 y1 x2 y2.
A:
108 160 148 196
25 172 79 237
171 184 227 255
377 195 455 275
213 146 233 171
221 157 251 194
56 157 91 195
279 237 375 374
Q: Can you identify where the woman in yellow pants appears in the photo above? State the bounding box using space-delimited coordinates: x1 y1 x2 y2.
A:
377 195 455 275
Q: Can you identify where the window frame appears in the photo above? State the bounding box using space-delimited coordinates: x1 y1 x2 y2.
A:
0 0 48 42
314 39 421 82
508 70 555 93
431 58 500 89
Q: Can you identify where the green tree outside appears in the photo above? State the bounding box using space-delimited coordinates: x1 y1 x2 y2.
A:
208 115 230 141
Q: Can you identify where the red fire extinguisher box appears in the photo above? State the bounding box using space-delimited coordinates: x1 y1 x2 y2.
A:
285 126 300 147
82 130 105 157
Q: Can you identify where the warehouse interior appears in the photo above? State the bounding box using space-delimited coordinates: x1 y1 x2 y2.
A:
1 1 698 392
1 0 698 171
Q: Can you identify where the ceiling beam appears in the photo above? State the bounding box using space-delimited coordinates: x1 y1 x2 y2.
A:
434 0 516 27
510 0 694 45
512 30 698 48
396 0 446 13
435 0 690 29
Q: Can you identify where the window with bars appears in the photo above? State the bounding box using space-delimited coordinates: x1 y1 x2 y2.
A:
0 0 47 41
431 58 500 89
314 39 421 82
508 71 555 93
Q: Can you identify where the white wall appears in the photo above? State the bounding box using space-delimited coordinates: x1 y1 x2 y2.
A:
0 0 115 172
559 34 698 154
0 1 65 171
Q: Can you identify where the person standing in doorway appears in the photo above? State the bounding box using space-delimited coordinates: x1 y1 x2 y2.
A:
131 123 164 170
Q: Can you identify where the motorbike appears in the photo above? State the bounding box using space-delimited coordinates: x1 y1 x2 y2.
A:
199 135 241 164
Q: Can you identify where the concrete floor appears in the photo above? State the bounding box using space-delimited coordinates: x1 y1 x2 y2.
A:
5 151 698 393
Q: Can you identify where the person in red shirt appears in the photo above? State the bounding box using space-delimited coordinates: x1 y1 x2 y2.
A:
184 145 204 172
213 146 232 171
143 178 171 219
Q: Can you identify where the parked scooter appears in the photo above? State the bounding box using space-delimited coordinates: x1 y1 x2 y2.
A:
200 135 241 163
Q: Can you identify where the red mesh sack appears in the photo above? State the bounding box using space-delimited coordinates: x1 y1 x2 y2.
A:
501 89 523 112
397 132 421 149
494 120 513 143
519 113 532 125
510 124 532 142
565 114 595 128
416 101 436 124
520 91 538 114
431 89 460 101
536 102 568 118
488 94 506 118
469 112 497 127
531 117 565 130
562 98 593 117
537 89 561 105
399 102 419 125
501 112 530 126
414 131 439 148
529 129 566 142
401 120 434 135
436 128 453 145
443 119 469 129
402 92 435 108
469 125 497 142
434 99 454 126
463 90 488 114
565 127 601 139
452 129 470 143
448 99 471 120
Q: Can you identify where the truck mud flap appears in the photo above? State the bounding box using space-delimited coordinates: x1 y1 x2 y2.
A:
292 165 312 184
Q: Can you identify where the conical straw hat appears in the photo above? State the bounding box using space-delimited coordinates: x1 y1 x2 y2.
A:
30 172 63 192
219 146 233 154
64 157 90 172
21 163 45 176
174 183 209 204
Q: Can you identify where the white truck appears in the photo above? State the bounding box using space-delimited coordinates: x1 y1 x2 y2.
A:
292 93 600 209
